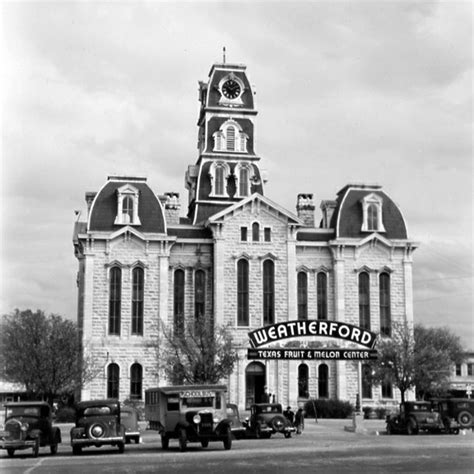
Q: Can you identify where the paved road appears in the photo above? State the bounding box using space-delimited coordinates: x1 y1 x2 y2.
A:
1 419 473 473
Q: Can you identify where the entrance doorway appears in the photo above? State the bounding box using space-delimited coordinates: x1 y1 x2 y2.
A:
245 362 266 408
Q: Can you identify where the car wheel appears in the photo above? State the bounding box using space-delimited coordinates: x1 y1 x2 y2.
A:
179 428 187 452
72 445 82 455
50 442 58 455
270 415 287 433
223 427 232 450
118 441 125 454
88 422 107 439
284 432 292 438
32 438 39 457
7 448 15 457
457 411 472 428
201 438 209 448
407 419 418 435
161 434 169 450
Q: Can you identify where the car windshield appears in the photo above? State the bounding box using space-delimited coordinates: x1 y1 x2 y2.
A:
182 397 214 408
259 406 281 414
6 406 41 418
83 406 113 416
412 404 429 412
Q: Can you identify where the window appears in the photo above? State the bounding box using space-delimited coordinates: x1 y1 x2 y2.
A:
468 364 473 376
359 272 370 330
226 126 236 150
263 260 275 325
114 184 141 226
130 363 142 400
362 364 372 399
361 193 385 233
381 379 393 398
264 227 271 242
109 267 121 335
107 363 119 399
209 162 230 197
298 364 309 398
131 267 144 335
122 196 133 223
252 222 260 242
455 364 462 376
239 166 249 196
379 273 391 336
317 272 328 320
216 165 225 195
237 259 249 326
195 270 205 324
318 364 328 398
174 269 185 337
241 227 248 241
212 119 248 153
297 272 308 320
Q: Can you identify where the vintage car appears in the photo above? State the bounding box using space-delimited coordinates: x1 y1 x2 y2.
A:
244 403 296 439
226 403 246 439
70 399 126 454
121 405 141 444
386 401 444 435
0 401 61 457
145 384 233 451
432 398 474 431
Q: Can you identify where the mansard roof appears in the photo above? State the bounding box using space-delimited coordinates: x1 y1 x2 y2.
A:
88 176 166 233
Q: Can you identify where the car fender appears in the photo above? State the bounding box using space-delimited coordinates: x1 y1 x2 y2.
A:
216 419 232 436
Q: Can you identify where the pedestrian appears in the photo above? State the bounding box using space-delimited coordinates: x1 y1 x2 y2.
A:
262 386 271 403
283 406 295 425
295 408 305 434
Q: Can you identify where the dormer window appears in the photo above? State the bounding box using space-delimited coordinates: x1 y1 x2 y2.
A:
209 161 230 197
213 119 248 153
114 184 141 226
361 193 385 233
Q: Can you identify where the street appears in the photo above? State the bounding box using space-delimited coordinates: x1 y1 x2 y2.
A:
1 419 473 474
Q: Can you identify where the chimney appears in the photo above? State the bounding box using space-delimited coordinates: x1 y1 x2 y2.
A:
296 194 315 227
320 200 337 228
163 192 181 226
85 192 97 219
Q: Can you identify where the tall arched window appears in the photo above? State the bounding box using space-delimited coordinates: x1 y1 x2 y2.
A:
298 363 309 398
122 196 133 224
239 166 249 197
174 269 185 337
358 272 370 330
107 363 119 399
131 267 144 335
252 222 260 242
215 165 225 196
237 259 249 326
109 267 121 335
297 272 308 320
367 204 378 230
130 363 142 400
317 272 328 320
379 273 391 336
263 260 275 325
362 363 372 399
318 364 328 398
195 270 205 324
226 126 236 150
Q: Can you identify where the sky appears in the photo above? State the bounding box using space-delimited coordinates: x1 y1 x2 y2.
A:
1 1 472 348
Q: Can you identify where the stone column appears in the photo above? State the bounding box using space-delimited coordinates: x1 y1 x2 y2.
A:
213 225 225 326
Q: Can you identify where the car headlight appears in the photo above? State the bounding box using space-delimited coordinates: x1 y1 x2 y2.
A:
21 423 29 431
193 414 201 424
213 416 220 423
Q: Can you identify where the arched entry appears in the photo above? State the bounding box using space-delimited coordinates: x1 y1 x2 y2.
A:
245 362 266 408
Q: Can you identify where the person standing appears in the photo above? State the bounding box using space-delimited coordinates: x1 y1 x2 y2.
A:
295 408 305 434
283 406 295 425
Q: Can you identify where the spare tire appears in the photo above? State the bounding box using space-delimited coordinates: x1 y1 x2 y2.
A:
270 415 287 432
457 411 472 428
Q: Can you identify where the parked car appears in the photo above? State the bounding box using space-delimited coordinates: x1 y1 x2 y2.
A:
0 401 61 457
70 399 126 455
386 401 444 435
244 403 296 439
432 398 474 431
145 384 233 451
226 403 246 439
121 405 141 444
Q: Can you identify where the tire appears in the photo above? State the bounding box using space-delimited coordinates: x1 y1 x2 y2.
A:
161 434 169 450
118 441 125 454
407 419 418 436
270 415 287 433
179 428 187 452
284 432 292 438
201 439 209 448
33 438 39 457
72 445 82 455
88 422 107 439
7 448 15 457
457 411 472 428
223 427 232 450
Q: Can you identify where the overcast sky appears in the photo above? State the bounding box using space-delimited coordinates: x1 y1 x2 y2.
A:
1 1 472 348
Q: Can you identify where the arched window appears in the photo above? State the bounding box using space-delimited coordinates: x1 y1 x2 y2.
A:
263 260 275 325
367 204 378 230
239 166 249 197
379 273 391 336
130 363 143 400
298 363 309 398
359 272 370 330
107 363 119 399
131 267 144 335
318 364 328 398
252 222 260 242
297 272 308 320
226 126 236 151
195 270 205 324
122 196 133 224
362 363 372 399
317 272 328 320
109 267 121 335
174 269 185 337
215 165 225 196
237 259 249 326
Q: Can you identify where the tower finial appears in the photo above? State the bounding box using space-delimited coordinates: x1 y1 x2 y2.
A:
223 46 226 64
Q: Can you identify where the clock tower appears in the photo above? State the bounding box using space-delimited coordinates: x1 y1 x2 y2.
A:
185 61 265 224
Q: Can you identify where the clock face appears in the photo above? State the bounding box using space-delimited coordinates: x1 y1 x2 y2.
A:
222 79 241 99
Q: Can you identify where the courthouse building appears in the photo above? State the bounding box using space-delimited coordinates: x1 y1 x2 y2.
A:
73 60 418 410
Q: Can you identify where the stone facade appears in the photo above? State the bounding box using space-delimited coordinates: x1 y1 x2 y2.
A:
73 60 418 412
